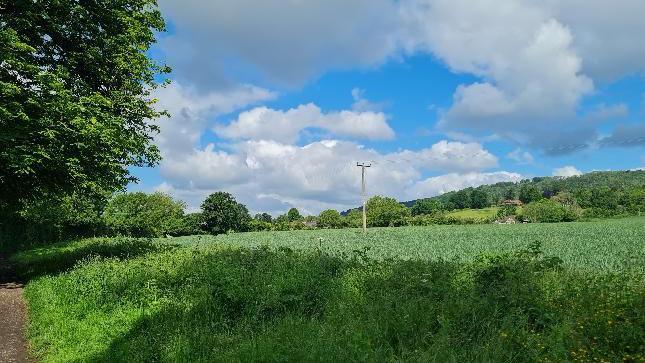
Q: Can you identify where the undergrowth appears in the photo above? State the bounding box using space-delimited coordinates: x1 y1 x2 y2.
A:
16 239 644 362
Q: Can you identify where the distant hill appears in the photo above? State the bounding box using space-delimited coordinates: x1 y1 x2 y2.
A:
342 170 645 214
403 170 645 208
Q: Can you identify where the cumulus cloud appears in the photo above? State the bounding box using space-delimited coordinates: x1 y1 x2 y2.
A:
553 166 583 177
157 139 510 214
406 172 523 199
507 149 534 165
156 0 403 87
214 103 395 144
153 82 276 155
154 0 645 152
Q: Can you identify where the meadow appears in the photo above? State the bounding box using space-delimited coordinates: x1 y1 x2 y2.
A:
11 217 645 362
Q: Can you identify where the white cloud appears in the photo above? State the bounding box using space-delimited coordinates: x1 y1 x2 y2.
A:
214 103 395 144
507 149 534 165
392 140 498 172
552 166 583 177
153 82 276 155
156 0 404 87
406 172 523 199
157 139 508 214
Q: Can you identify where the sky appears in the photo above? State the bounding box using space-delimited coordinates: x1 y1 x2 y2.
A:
130 0 645 216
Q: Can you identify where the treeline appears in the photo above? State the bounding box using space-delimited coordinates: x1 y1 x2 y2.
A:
2 171 644 250
406 170 645 211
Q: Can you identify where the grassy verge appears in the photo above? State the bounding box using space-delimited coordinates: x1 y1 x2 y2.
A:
13 234 645 362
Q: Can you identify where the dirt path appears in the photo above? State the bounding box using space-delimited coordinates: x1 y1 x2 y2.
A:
0 257 30 363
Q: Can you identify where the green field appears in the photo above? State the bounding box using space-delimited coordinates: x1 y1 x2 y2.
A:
445 207 500 221
167 217 645 272
12 218 645 362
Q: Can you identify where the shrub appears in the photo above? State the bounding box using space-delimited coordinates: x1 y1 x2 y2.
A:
522 199 578 223
103 192 185 237
366 196 411 227
247 219 273 232
201 192 251 235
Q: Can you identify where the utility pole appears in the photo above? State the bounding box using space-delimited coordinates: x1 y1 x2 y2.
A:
356 162 371 232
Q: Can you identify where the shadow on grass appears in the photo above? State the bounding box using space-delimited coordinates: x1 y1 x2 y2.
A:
70 245 642 363
10 237 175 282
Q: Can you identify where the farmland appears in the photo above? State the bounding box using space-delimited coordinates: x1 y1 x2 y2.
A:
12 217 645 362
168 217 645 272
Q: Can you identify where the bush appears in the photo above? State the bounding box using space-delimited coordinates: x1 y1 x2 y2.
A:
318 209 343 229
522 199 579 223
247 219 273 232
201 192 251 235
366 196 411 227
103 192 185 237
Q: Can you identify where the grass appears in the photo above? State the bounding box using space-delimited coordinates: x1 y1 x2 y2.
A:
446 207 499 221
11 217 645 362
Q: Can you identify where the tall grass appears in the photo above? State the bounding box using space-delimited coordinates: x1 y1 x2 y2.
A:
17 239 645 362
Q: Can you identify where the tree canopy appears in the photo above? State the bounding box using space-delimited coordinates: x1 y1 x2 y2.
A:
0 0 169 215
201 192 250 235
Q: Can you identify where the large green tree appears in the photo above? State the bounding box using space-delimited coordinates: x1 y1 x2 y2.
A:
201 192 251 235
0 0 169 214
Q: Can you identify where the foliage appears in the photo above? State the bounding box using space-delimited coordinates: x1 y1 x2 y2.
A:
318 209 344 229
470 189 490 209
366 196 411 227
103 192 185 237
247 219 273 232
410 199 444 216
0 0 169 217
0 193 106 252
521 199 579 223
254 213 273 223
496 205 517 219
201 192 251 235
17 234 644 362
519 185 543 204
175 213 206 236
287 208 302 222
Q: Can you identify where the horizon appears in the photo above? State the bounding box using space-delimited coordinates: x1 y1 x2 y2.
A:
129 0 645 216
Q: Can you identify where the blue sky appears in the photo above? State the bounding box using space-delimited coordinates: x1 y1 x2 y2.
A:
131 0 645 215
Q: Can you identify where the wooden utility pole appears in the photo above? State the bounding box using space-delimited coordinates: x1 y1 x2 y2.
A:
357 162 371 232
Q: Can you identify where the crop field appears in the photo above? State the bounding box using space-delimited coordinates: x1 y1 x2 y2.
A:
445 207 500 221
12 217 645 362
167 217 645 273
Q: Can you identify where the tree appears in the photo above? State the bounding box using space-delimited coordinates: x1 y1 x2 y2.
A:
287 208 302 222
0 1 169 216
366 196 410 227
519 185 542 204
470 189 490 209
177 213 206 236
411 199 444 216
318 209 343 228
254 213 273 223
504 188 516 200
103 192 185 237
448 190 471 210
201 192 250 235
